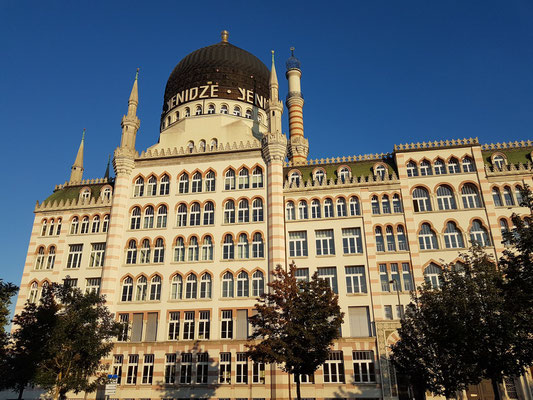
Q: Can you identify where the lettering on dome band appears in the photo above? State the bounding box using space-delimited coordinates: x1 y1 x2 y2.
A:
167 84 266 110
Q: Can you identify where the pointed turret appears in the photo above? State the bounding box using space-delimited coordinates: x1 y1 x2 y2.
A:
104 155 111 180
70 129 85 183
267 51 283 135
120 69 141 153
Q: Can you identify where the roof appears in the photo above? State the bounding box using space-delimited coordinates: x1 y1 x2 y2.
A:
43 182 112 204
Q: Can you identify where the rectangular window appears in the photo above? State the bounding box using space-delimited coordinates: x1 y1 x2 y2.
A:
183 311 195 340
180 353 193 384
117 313 129 342
315 230 335 255
198 310 210 339
66 244 83 269
142 354 154 384
112 355 123 385
295 267 309 283
348 306 371 337
323 351 345 383
196 352 209 384
384 305 393 320
353 351 376 382
236 309 248 340
236 353 248 384
252 362 265 384
390 263 401 290
168 311 180 340
379 264 390 292
89 243 105 267
317 267 338 293
345 266 367 294
85 278 101 294
63 278 78 288
342 228 363 254
402 263 414 291
165 353 177 384
221 310 233 339
131 313 143 342
289 231 308 257
219 352 231 384
145 312 158 342
126 354 139 384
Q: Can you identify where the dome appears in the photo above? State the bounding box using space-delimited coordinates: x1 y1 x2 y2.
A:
163 32 270 114
286 47 301 70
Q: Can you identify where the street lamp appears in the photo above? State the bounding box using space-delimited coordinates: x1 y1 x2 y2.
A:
389 279 403 319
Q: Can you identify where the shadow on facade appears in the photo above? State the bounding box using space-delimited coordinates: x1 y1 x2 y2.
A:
331 379 365 399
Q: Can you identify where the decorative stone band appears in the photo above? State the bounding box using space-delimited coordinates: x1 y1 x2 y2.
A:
35 197 112 212
138 139 261 160
485 162 533 176
285 152 394 167
283 173 401 192
261 132 288 163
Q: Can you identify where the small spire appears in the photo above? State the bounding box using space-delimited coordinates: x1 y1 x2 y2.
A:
135 68 139 80
104 154 111 179
269 50 279 87
221 30 229 43
70 129 85 183
127 69 139 116
271 50 275 63
82 128 85 141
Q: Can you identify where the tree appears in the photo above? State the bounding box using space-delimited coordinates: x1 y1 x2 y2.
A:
0 280 19 389
247 263 344 400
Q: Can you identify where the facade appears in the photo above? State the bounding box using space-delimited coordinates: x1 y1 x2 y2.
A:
12 31 533 400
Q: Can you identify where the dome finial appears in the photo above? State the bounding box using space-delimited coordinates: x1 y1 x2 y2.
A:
271 50 275 63
221 30 229 43
290 46 295 56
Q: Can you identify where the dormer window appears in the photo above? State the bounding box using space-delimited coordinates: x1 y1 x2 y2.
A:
290 172 301 187
81 189 90 200
338 167 350 183
314 169 325 184
493 154 506 169
374 164 386 179
102 187 111 201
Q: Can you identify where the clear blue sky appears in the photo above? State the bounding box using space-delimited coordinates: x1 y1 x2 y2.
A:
1 0 533 304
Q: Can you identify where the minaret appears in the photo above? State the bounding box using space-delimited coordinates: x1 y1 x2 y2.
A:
69 129 85 183
119 68 140 153
267 51 283 134
285 47 309 164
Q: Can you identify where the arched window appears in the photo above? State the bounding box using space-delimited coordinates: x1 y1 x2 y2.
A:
252 198 263 222
185 274 198 299
413 187 432 212
143 206 154 229
470 220 490 247
134 177 144 197
397 225 408 251
35 247 45 270
371 195 380 215
238 233 249 259
195 105 202 116
314 169 325 184
56 218 62 235
224 200 236 224
46 246 56 269
205 171 216 191
349 196 361 216
149 275 162 301
126 240 138 264
156 205 167 228
81 189 90 200
434 158 446 175
185 107 191 117
420 160 432 176
386 225 396 251
225 169 236 190
223 234 234 260
462 156 475 172
238 199 250 223
252 233 264 258
222 272 234 298
299 200 309 219
406 161 418 177
48 219 55 236
121 277 133 302
492 187 503 207
324 198 334 218
374 164 386 179
237 271 249 297
190 202 201 226
188 236 199 261
448 157 460 174
147 176 157 196
203 201 215 225
233 106 241 116
461 184 482 209
339 167 350 183
175 111 180 121
200 273 212 298
392 194 402 213
202 235 213 261
130 207 141 229
170 275 183 300
80 216 89 234
252 166 264 188
375 226 385 252
153 238 165 263
70 217 79 234
135 276 147 301
102 215 109 233
444 221 464 249
252 271 265 297
419 223 438 250
500 219 510 244
336 198 347 217
424 263 442 289
493 155 505 169
177 203 187 227
139 239 151 264
160 174 170 195
381 195 391 214
245 108 253 119
191 172 202 193
515 185 524 206
436 185 457 210
238 168 250 189
311 199 322 218
290 172 301 187
28 282 39 303
220 104 229 114
207 104 215 114
285 201 295 221
179 173 189 193
503 186 515 206
174 237 185 262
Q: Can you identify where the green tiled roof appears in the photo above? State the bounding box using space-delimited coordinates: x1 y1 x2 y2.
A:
284 158 397 181
482 147 533 166
43 183 108 204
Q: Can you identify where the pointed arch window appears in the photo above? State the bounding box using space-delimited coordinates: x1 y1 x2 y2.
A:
188 236 199 261
224 200 236 224
349 196 361 216
70 217 79 234
470 220 490 247
252 198 263 222
285 201 295 221
462 156 475 172
503 186 515 206
311 199 322 218
424 263 442 289
252 233 264 258
174 237 185 262
159 174 170 195
179 173 189 193
170 275 183 300
202 235 214 261
121 277 133 302
153 238 165 263
41 220 48 236
392 194 402 213
371 195 380 215
130 207 141 229
238 199 250 223
222 272 234 298
375 227 384 252
444 222 464 249
419 223 438 250
205 171 216 191
298 200 309 219
448 157 460 174
190 202 201 226
397 225 408 251
461 184 482 209
419 160 432 176
175 203 186 227
238 234 249 259
35 247 45 270
515 185 524 205
46 246 56 269
492 187 503 207
147 176 157 196
386 225 396 251
143 206 154 229
56 218 62 235
135 276 147 301
102 215 109 233
500 219 510 245
238 168 250 189
252 271 265 296
223 234 235 260
324 198 334 218
140 239 151 264
434 159 446 175
156 205 168 228
203 201 215 225
225 169 236 190
48 219 55 236
134 177 145 197
413 187 432 212
200 273 212 298
436 185 456 210
237 271 249 297
406 161 418 177
126 240 138 264
80 216 89 234
185 274 198 299
149 275 162 301
381 195 391 214
337 198 347 217
252 166 264 188
28 282 39 303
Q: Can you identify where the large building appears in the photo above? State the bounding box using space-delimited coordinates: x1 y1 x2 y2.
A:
13 31 533 400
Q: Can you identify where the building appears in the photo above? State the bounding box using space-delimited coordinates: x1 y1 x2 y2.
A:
13 30 533 400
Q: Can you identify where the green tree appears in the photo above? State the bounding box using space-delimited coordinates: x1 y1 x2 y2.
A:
247 263 344 400
0 280 19 389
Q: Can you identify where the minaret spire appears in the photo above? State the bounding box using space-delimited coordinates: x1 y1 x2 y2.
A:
120 69 141 153
267 50 283 135
70 129 85 183
104 154 111 179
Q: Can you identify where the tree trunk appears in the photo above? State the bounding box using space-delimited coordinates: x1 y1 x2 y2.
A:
17 385 24 400
492 379 501 400
295 373 301 400
412 383 426 400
